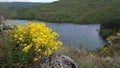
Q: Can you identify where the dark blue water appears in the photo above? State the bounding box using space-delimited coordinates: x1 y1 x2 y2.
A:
7 19 105 50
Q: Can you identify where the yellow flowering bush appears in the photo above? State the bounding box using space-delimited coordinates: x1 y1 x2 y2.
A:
9 22 62 62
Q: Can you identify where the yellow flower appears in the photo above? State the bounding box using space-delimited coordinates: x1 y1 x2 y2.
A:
106 36 113 41
19 37 23 41
23 43 32 53
34 58 39 62
13 35 18 38
53 46 57 50
37 49 41 52
117 32 120 36
102 47 109 53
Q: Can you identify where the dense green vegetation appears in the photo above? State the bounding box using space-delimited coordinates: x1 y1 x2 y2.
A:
0 0 120 24
13 0 120 24
100 18 120 39
0 2 46 9
0 2 47 18
0 2 47 9
0 3 15 18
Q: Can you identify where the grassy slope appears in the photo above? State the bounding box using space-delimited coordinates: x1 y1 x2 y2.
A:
14 0 120 24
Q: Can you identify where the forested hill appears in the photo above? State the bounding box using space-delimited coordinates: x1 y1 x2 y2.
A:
0 2 47 9
1 0 120 24
0 2 47 18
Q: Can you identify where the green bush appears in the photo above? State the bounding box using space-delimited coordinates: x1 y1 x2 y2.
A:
100 18 120 39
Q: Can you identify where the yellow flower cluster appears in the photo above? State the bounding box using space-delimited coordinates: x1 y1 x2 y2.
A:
102 47 109 53
106 36 113 41
117 32 120 36
9 22 62 62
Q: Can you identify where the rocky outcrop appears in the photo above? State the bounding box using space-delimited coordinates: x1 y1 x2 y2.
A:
0 15 13 33
104 36 120 48
0 16 5 24
34 53 78 68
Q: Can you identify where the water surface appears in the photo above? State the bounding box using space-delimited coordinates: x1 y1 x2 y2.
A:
7 19 105 50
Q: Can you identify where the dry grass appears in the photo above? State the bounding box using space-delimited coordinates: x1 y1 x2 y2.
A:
58 47 120 68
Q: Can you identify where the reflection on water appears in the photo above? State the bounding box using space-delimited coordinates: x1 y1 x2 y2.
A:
7 19 105 50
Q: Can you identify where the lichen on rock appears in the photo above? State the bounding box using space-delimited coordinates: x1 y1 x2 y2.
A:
34 53 78 68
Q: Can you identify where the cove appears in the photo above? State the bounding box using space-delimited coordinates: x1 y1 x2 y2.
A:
7 19 105 50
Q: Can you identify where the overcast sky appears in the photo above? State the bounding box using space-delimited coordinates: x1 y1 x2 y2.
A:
0 0 58 2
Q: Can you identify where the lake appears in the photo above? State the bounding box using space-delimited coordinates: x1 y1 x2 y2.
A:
7 19 105 50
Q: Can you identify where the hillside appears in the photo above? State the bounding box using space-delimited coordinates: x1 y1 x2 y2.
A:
0 2 47 18
0 2 47 9
14 0 120 24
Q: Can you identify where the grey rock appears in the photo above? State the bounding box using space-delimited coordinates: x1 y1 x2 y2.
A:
35 54 78 68
60 55 78 68
0 15 5 24
104 57 114 63
0 16 13 33
104 36 120 48
110 37 120 45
